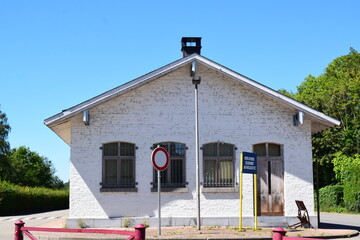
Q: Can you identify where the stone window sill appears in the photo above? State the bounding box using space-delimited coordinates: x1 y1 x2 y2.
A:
100 187 138 193
151 187 188 193
201 187 238 193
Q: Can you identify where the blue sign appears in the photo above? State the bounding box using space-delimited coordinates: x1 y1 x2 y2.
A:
242 152 257 174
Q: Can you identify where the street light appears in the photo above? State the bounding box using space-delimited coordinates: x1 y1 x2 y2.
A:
192 75 201 230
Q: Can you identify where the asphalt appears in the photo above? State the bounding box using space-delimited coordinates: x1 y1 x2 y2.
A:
29 216 359 240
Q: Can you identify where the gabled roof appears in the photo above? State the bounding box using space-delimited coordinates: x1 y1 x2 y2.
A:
44 54 340 144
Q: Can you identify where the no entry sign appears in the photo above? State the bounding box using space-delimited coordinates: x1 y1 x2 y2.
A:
151 147 169 171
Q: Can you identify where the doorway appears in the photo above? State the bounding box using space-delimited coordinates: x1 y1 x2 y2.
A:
254 143 284 216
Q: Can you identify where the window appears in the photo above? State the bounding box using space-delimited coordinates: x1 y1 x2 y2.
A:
152 142 186 189
253 143 282 157
203 142 235 187
102 142 136 189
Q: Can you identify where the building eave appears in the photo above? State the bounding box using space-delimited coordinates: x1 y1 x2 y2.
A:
44 54 199 127
44 54 340 140
192 55 340 131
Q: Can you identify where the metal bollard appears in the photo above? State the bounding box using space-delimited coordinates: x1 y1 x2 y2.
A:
14 220 24 240
273 227 287 240
134 224 147 240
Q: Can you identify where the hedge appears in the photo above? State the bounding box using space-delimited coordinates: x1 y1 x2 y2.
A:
316 185 344 212
343 165 360 212
0 181 69 215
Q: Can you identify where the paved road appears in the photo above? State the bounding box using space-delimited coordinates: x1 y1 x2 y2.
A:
320 212 360 231
320 212 360 240
0 209 68 239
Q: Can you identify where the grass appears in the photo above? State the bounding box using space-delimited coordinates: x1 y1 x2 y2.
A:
166 231 183 235
76 219 88 229
123 217 135 228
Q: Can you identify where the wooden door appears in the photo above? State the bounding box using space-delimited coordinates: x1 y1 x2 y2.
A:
257 158 284 216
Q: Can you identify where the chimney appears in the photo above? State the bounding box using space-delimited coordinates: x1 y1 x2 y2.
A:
181 37 202 57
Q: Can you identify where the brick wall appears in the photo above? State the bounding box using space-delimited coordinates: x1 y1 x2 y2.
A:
68 63 314 227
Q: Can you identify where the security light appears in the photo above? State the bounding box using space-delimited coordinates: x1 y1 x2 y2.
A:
191 61 197 76
83 109 90 126
294 111 304 126
192 76 201 85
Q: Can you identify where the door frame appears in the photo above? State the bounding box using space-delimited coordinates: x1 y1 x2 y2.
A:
253 143 284 216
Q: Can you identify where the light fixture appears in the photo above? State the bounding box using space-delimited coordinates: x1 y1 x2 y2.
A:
83 109 90 126
192 76 201 85
191 61 197 76
294 111 304 126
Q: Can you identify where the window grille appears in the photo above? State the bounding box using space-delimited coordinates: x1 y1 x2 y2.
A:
152 142 186 188
102 142 136 188
203 142 235 187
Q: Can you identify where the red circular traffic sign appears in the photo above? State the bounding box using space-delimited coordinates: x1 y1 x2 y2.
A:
151 147 169 171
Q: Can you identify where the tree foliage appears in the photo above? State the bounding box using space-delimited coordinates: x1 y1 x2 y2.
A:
6 146 62 188
0 108 65 189
0 108 11 155
291 48 360 187
333 153 360 183
0 107 11 180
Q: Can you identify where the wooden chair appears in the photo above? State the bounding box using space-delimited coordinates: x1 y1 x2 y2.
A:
289 200 313 229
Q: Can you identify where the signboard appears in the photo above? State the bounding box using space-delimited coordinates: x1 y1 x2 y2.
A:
242 152 257 174
239 151 258 231
151 147 169 171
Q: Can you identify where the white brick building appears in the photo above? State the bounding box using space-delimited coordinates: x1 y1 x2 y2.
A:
45 38 339 228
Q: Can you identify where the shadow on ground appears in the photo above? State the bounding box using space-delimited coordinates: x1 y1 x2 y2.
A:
321 222 360 232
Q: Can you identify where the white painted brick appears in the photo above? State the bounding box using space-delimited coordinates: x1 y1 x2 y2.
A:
68 63 316 227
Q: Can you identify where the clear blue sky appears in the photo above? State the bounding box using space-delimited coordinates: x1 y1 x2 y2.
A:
1 1 359 182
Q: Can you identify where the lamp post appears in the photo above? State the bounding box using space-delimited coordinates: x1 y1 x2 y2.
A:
192 75 201 230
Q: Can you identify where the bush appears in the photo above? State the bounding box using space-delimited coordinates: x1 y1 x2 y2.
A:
343 165 360 212
0 181 69 215
318 185 344 212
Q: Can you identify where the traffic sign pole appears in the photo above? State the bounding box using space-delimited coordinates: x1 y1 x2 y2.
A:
151 146 169 236
158 170 161 235
239 152 243 231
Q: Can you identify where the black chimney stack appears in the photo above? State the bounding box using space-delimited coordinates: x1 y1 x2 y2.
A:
181 37 202 57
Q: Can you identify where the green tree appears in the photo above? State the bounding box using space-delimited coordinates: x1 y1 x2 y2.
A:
7 146 61 188
0 107 11 180
293 48 360 187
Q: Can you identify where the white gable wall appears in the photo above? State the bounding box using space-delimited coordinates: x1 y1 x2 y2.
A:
68 63 314 227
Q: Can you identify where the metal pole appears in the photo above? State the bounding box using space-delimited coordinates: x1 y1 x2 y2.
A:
195 83 201 230
316 158 320 228
239 153 243 231
254 173 258 230
158 170 161 235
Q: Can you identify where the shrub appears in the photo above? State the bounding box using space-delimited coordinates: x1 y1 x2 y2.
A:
318 185 344 212
0 181 69 215
343 165 360 212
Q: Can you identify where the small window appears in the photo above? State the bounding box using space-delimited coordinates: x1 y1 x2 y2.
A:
186 41 196 47
253 143 282 157
102 142 136 189
152 142 186 189
253 144 266 156
268 144 281 156
203 142 235 187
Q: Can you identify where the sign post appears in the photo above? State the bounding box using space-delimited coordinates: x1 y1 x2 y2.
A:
239 152 257 231
151 147 169 235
